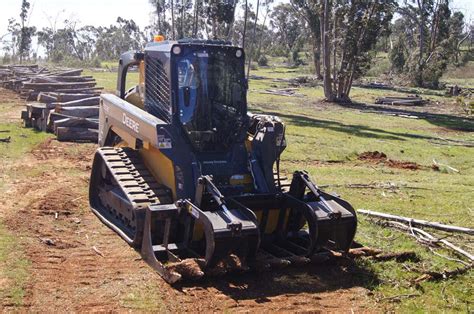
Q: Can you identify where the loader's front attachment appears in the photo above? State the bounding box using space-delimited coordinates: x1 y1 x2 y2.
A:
138 172 356 284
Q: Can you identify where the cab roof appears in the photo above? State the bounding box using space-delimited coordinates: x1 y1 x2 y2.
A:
145 39 237 53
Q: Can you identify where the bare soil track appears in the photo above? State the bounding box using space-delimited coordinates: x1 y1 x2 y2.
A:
1 88 374 312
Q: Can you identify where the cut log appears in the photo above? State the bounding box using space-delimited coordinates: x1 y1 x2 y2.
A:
55 127 98 142
22 81 97 91
53 117 99 130
54 97 100 107
357 209 474 235
36 75 95 82
55 106 99 118
37 92 58 103
57 93 100 102
54 87 103 93
45 69 83 77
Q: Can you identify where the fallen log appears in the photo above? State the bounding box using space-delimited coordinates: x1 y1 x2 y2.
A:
55 127 98 142
357 209 474 235
55 106 99 118
0 136 11 143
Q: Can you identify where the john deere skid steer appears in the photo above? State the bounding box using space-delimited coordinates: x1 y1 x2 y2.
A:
89 38 357 283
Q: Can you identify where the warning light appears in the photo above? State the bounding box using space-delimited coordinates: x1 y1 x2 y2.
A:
154 35 165 42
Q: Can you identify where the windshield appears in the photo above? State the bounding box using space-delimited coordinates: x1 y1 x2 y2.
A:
175 47 246 151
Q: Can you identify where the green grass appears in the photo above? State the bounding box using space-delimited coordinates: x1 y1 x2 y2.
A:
0 224 30 307
441 61 474 88
245 65 474 312
83 69 139 93
0 123 52 160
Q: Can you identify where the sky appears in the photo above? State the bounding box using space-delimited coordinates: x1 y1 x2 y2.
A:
1 0 473 43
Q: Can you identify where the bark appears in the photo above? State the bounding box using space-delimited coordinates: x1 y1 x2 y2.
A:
321 0 333 101
53 97 100 107
55 106 99 118
312 37 322 79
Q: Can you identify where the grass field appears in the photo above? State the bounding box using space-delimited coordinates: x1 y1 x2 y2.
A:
1 58 473 311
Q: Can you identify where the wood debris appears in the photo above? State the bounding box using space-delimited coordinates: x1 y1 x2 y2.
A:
1 64 101 142
260 87 305 97
0 136 11 143
375 95 426 106
357 209 474 235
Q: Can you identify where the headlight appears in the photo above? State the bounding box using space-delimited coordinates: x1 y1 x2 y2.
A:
172 46 181 55
236 49 243 58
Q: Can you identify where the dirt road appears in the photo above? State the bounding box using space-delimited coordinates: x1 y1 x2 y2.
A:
0 88 373 312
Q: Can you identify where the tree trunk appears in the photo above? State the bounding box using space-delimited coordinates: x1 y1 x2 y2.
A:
246 0 260 78
312 37 322 79
171 0 176 40
242 0 249 48
417 0 425 85
321 0 333 101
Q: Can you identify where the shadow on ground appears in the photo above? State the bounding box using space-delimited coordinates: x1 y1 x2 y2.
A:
176 258 379 301
339 102 474 132
258 108 473 144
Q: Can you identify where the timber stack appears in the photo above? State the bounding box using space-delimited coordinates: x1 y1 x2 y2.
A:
0 64 103 142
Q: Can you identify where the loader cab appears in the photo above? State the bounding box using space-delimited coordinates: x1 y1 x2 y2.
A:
117 40 248 153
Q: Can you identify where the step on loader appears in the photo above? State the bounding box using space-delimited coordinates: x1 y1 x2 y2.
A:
89 37 357 283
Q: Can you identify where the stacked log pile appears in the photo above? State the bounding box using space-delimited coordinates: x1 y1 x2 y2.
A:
1 64 102 142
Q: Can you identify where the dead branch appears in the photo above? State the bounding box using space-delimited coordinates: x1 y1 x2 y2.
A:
0 136 11 143
92 246 105 257
385 221 474 263
413 264 473 283
357 209 474 235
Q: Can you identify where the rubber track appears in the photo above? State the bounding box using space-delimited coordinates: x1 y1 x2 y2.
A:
99 147 173 213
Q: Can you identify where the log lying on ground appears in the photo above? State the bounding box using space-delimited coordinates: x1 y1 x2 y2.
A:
375 96 425 106
55 127 98 142
260 88 305 97
357 209 474 235
55 106 99 118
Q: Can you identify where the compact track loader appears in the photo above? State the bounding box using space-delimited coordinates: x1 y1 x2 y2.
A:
89 38 357 283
